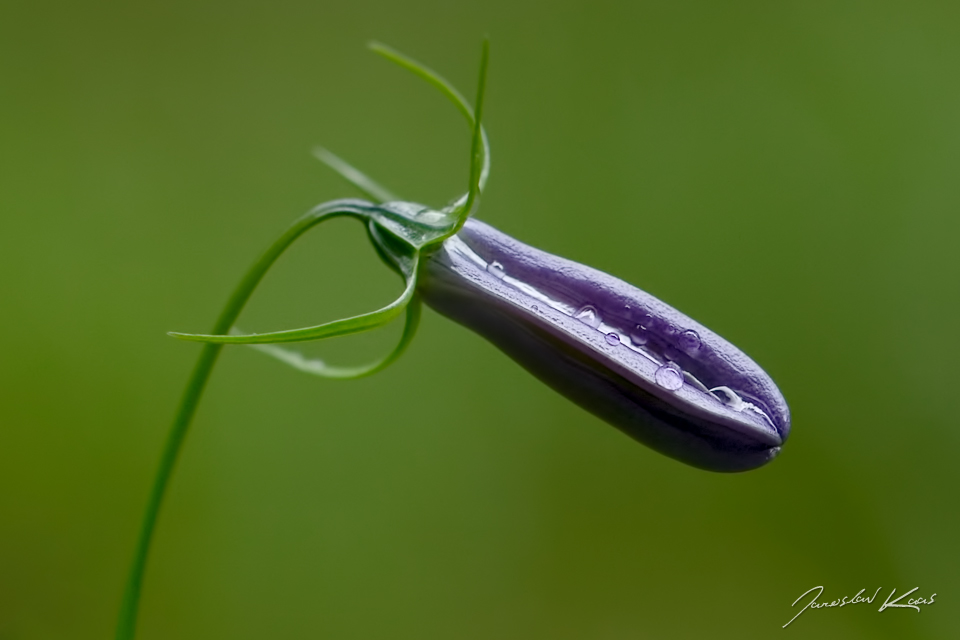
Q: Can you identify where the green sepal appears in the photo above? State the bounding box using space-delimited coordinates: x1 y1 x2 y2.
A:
243 295 422 379
168 252 418 345
313 147 398 204
169 41 491 347
368 41 490 196
364 39 491 249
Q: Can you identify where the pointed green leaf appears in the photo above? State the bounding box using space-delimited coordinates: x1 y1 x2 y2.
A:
169 255 418 344
313 147 399 203
244 295 422 379
369 41 490 194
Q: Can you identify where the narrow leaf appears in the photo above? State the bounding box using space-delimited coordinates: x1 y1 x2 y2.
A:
244 295 422 379
369 41 490 193
169 255 419 345
313 147 398 203
454 38 489 230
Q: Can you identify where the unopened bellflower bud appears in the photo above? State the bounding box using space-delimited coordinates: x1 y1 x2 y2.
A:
419 218 790 472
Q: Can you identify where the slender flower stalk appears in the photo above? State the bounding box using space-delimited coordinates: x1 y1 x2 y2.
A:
115 201 420 639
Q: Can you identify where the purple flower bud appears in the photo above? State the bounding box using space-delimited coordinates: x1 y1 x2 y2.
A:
419 218 790 472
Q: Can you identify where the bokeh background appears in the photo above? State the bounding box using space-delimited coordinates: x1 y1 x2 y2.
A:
2 1 958 638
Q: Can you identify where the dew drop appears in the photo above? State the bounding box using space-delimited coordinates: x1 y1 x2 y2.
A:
605 332 620 346
486 261 505 279
710 386 744 411
678 329 701 354
640 313 657 331
574 305 602 329
628 325 648 346
532 305 539 311
655 363 684 391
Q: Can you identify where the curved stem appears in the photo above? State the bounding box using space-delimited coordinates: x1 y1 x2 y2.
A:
114 199 376 640
114 342 220 640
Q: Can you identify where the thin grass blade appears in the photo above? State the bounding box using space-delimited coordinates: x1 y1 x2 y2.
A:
169 263 418 344
313 147 399 203
369 41 490 193
243 296 422 379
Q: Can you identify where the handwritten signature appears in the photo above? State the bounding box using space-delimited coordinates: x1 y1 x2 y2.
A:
783 586 937 628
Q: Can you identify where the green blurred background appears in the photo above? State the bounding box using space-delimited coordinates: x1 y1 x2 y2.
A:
1 1 957 638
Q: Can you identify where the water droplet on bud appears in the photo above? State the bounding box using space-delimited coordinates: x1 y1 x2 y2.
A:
629 325 648 346
574 305 602 329
605 332 620 346
655 363 684 391
710 386 745 411
678 329 701 354
486 261 505 279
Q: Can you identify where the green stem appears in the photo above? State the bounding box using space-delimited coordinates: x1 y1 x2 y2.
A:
114 200 373 640
114 342 221 640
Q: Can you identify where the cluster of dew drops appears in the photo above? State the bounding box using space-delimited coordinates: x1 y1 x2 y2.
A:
571 303 699 392
485 259 701 394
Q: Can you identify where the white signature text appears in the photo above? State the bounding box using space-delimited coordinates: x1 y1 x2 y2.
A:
783 586 936 628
